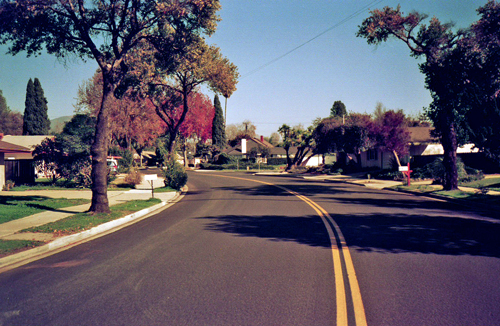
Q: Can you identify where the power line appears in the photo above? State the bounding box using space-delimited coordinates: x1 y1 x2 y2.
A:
241 0 384 79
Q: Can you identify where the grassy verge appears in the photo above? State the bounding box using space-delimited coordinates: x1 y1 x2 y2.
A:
394 184 500 206
434 190 500 206
0 196 90 224
10 184 76 191
22 198 162 235
460 177 500 191
393 184 439 193
0 240 44 258
153 186 175 193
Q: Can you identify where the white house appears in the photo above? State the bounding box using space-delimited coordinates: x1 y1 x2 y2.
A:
0 135 51 190
358 127 480 170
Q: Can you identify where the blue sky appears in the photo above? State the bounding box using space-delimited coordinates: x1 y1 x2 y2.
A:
0 0 486 137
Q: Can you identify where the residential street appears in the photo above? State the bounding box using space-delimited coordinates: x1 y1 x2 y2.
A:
1 171 499 325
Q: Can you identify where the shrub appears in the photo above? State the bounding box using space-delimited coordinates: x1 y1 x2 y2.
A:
370 169 403 180
124 169 143 187
163 159 188 190
214 152 236 165
414 157 484 184
267 157 287 165
67 160 93 188
2 180 15 191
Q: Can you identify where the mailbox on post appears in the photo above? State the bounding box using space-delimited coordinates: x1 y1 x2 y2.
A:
398 163 412 186
144 174 157 198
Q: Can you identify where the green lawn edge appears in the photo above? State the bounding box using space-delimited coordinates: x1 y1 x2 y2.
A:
1 198 162 257
393 184 500 206
22 198 162 235
0 197 90 224
0 240 45 258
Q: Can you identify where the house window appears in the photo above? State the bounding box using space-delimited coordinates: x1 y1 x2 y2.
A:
367 149 378 161
5 160 35 184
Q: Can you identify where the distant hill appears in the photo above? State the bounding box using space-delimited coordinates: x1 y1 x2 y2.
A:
50 115 73 134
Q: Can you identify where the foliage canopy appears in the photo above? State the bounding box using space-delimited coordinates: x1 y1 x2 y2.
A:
0 0 223 212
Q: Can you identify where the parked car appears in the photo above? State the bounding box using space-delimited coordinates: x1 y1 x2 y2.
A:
107 158 119 172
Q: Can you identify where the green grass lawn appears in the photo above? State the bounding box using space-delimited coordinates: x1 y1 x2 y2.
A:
153 186 175 193
1 198 163 258
394 184 438 193
22 198 162 235
10 184 76 191
0 196 90 224
0 239 44 257
394 184 500 206
434 190 500 205
460 177 500 191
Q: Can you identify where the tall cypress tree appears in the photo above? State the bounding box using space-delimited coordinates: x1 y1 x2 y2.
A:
330 100 347 118
23 78 50 135
212 94 226 149
23 78 36 135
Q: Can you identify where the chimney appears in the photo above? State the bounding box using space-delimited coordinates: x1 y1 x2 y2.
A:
260 135 264 142
241 139 247 154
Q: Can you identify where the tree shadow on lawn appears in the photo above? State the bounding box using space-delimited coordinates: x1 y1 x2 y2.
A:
0 195 87 214
0 195 50 204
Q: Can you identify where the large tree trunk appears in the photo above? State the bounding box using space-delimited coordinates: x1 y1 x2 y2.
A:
392 150 402 167
166 88 190 159
284 147 292 171
441 122 459 190
89 72 114 213
182 138 189 168
300 151 316 167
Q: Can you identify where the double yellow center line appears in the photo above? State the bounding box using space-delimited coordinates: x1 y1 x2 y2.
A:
207 174 367 326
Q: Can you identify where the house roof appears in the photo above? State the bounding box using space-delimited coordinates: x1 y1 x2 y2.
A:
1 135 53 150
408 127 437 144
224 136 274 156
251 137 274 149
270 146 298 155
0 140 31 153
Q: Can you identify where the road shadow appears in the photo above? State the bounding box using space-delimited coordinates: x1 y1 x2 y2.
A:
199 210 500 258
191 175 500 257
199 214 331 248
333 193 500 220
213 182 375 198
334 212 500 258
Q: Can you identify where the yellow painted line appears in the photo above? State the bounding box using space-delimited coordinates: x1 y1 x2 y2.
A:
203 174 367 326
294 193 348 326
300 194 368 326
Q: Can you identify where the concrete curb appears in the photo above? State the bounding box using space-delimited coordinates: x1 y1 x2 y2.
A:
386 187 500 215
0 191 182 273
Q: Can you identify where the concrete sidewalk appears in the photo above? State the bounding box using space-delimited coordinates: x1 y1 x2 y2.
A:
0 174 175 242
0 175 181 271
0 188 176 242
302 174 403 189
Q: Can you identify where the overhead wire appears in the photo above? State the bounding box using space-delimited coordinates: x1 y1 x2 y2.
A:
241 0 384 79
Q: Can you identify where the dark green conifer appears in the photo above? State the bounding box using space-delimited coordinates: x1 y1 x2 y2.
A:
23 78 50 135
330 100 347 118
212 94 226 149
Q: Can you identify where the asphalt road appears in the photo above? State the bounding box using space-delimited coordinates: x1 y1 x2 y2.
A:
1 171 499 325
